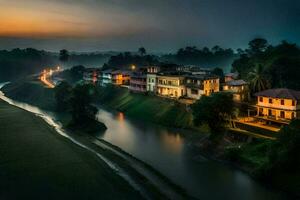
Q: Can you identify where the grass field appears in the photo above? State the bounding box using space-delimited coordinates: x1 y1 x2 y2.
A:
0 100 143 200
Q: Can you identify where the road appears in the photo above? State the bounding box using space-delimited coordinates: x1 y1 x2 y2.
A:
40 67 60 88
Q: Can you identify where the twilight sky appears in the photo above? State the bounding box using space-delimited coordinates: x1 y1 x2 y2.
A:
0 0 299 52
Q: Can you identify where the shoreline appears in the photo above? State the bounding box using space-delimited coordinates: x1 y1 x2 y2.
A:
0 99 143 199
0 95 193 199
1 81 296 199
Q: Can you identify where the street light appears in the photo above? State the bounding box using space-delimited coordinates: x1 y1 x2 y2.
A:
131 65 136 70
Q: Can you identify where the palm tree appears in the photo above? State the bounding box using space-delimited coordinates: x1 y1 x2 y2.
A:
138 47 146 56
248 64 270 93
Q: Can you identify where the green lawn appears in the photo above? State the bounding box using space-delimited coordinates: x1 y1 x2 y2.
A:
0 100 142 200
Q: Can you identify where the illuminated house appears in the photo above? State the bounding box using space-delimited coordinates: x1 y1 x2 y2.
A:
112 70 131 85
100 69 113 85
83 68 101 84
156 72 186 98
255 88 300 124
223 79 249 102
146 66 160 92
185 75 220 100
129 71 147 93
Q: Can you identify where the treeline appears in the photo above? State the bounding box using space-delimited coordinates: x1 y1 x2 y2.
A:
0 48 112 82
103 46 237 70
232 39 300 91
161 46 237 69
0 48 56 82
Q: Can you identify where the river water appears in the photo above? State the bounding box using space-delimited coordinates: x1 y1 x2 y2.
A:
96 109 286 200
0 82 286 199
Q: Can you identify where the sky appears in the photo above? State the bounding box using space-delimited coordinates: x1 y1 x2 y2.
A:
0 0 299 52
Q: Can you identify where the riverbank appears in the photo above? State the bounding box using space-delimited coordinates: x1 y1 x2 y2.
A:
0 99 143 200
2 80 297 198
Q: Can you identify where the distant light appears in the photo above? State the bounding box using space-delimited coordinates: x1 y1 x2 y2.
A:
131 65 136 70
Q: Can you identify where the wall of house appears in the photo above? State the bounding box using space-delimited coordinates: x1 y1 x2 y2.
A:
146 74 156 92
257 107 297 120
203 78 219 96
257 96 297 111
156 76 186 98
186 88 203 100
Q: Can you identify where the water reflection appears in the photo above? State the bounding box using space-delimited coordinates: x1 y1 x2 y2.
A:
97 108 286 200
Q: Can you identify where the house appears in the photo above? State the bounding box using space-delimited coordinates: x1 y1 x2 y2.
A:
255 88 300 124
129 71 147 93
83 68 100 83
112 70 131 85
156 72 186 98
146 66 160 92
100 69 113 85
225 72 238 82
185 75 220 100
223 79 249 102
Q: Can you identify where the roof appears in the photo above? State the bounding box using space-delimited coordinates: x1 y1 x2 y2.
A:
101 69 113 74
255 88 300 100
225 79 248 86
225 72 239 78
185 74 218 80
111 70 131 75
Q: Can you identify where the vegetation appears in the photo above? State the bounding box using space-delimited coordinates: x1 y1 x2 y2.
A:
54 81 72 111
232 39 300 91
96 85 193 128
59 49 69 63
191 92 234 136
56 65 86 84
54 82 106 133
225 120 300 197
160 46 237 70
0 48 112 82
248 64 271 93
104 48 159 70
0 48 56 82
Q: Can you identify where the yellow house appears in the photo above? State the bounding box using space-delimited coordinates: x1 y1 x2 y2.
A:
186 75 220 100
112 70 131 85
255 88 300 124
156 73 186 98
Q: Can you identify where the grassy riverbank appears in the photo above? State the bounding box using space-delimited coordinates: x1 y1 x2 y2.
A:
0 99 143 200
96 85 193 128
2 81 194 129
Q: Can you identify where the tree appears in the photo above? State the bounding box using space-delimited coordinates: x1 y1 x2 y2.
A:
59 49 69 64
212 67 224 83
191 92 234 135
70 84 98 124
248 38 268 55
138 47 146 56
54 81 72 111
248 64 270 94
261 120 300 176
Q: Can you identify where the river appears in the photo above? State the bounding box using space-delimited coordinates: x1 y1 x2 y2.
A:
0 82 286 199
96 109 286 200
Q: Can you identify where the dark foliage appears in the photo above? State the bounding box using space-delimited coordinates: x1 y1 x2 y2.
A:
232 39 300 90
54 81 72 111
0 48 56 81
191 92 234 134
70 84 98 124
56 65 85 84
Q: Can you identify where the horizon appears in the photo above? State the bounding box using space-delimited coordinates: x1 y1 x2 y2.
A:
0 0 299 52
